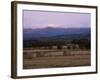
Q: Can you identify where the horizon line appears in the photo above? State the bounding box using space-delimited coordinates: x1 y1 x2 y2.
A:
23 27 90 29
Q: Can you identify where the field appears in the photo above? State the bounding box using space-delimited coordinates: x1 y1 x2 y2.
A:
23 49 90 69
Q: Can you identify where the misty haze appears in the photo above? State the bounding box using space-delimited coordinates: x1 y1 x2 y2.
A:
23 10 91 69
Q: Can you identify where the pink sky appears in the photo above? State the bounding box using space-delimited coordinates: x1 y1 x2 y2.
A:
23 10 91 29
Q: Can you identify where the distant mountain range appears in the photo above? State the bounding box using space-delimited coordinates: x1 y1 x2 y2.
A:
23 27 90 41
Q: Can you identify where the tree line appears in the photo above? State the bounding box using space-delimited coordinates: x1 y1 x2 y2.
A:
23 38 90 50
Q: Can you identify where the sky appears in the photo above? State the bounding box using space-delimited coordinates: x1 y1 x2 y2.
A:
23 10 91 29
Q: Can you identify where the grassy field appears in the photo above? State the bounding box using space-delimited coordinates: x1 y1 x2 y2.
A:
23 49 90 69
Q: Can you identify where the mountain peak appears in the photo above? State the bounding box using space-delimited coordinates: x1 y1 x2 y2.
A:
44 26 54 29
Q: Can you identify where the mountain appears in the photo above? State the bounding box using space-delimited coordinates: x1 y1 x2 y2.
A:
23 27 90 40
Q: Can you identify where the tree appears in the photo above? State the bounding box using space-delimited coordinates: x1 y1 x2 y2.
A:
77 39 90 49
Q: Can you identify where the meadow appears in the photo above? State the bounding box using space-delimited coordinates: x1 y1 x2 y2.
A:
23 49 90 69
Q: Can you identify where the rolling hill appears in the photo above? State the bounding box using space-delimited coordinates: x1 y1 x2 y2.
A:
23 27 90 41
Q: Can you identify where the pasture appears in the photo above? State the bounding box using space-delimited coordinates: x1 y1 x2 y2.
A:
23 49 90 69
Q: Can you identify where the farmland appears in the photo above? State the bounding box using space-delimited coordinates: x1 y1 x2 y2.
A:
23 49 90 69
23 27 91 69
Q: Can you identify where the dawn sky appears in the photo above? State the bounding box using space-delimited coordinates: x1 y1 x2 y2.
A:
23 10 91 29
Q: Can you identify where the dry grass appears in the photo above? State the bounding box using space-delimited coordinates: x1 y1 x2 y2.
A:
23 49 90 69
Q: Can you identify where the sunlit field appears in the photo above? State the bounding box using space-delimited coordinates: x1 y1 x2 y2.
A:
23 48 90 69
